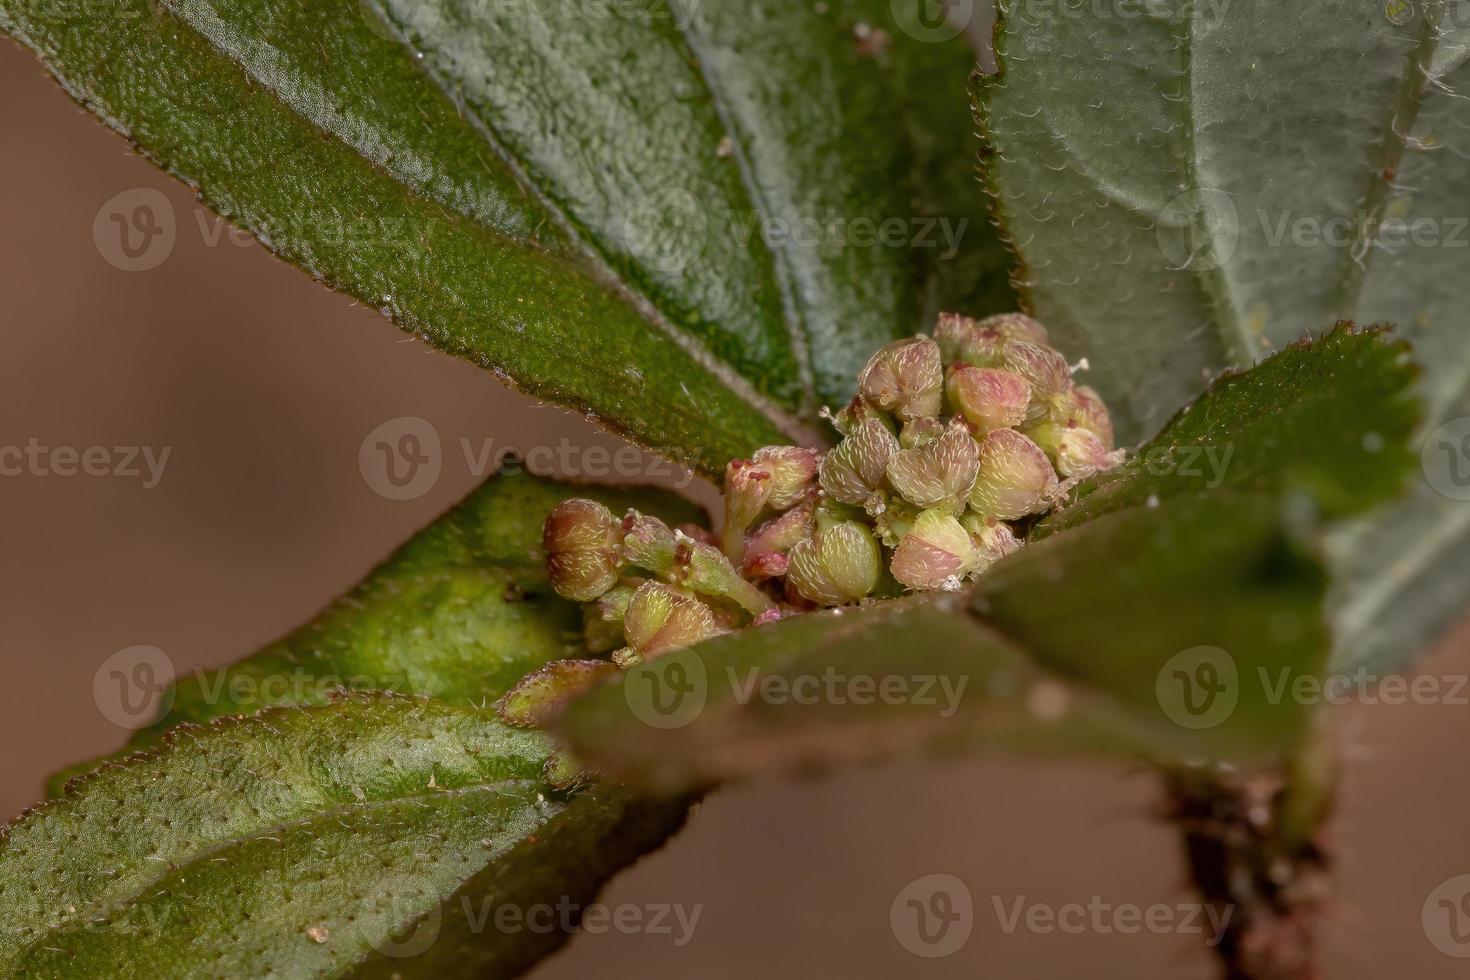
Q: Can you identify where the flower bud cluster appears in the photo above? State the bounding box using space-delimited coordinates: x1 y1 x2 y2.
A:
531 312 1122 689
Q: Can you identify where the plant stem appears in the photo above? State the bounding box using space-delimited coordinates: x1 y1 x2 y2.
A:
1164 720 1336 980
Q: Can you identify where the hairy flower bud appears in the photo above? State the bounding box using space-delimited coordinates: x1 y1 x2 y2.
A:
945 365 1032 435
819 417 900 511
621 509 677 577
968 429 1060 520
742 501 816 579
976 312 1049 346
962 513 1023 571
899 416 946 449
1049 384 1115 450
858 337 943 421
889 509 977 591
544 499 622 601
495 659 619 728
1025 421 1126 480
622 582 726 657
786 521 881 606
673 533 775 617
721 446 819 559
1000 341 1073 397
885 418 979 514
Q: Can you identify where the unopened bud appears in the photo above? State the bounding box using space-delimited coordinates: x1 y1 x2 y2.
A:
1048 384 1115 450
975 312 1049 346
721 446 818 559
890 509 977 591
945 365 1032 435
1001 341 1072 397
544 499 622 602
824 395 895 437
858 337 943 421
899 416 946 448
968 429 1060 520
885 418 979 514
742 501 815 578
961 513 1024 571
622 582 726 657
673 533 776 617
819 417 900 510
621 509 676 576
495 659 619 728
1025 421 1126 480
786 521 881 606
543 750 594 790
934 312 1004 367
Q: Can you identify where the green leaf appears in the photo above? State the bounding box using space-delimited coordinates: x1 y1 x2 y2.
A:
0 0 1014 473
977 0 1470 669
49 468 702 794
558 494 1329 790
3 694 688 978
1039 325 1420 535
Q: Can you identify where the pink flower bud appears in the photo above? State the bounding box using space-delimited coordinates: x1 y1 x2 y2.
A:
742 501 815 578
975 312 1049 346
819 417 900 510
544 499 622 601
945 365 1032 435
889 509 977 591
885 418 979 514
1049 384 1116 450
858 336 944 421
968 429 1060 520
1025 421 1126 480
786 521 881 606
622 582 726 657
1000 340 1073 397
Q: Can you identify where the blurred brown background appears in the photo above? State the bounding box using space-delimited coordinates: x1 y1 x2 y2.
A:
3 34 1470 978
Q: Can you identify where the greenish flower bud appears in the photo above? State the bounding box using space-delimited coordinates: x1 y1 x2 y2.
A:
968 428 1060 520
544 498 622 601
890 509 977 591
742 501 815 578
621 509 677 576
885 418 979 514
945 364 1032 435
1025 421 1126 480
673 532 776 617
899 416 946 449
819 417 900 512
1000 340 1073 397
1048 384 1115 450
583 581 638 654
975 312 1049 346
823 395 895 438
786 520 881 606
858 336 944 421
622 582 726 657
495 659 619 728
